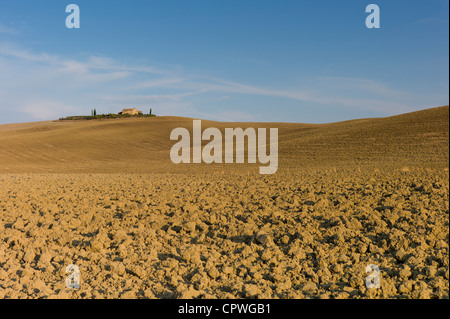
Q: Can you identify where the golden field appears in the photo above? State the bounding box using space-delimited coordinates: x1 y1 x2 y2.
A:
0 106 448 299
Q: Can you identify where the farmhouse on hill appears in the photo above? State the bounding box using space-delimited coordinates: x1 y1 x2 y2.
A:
118 108 142 116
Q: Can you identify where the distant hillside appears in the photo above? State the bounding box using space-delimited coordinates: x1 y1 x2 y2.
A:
0 106 448 173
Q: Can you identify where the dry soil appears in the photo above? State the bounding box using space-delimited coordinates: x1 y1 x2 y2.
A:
0 106 448 299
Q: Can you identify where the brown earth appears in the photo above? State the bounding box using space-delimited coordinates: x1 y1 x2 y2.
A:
0 105 448 299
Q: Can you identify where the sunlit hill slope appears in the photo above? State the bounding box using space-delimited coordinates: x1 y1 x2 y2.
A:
0 106 448 173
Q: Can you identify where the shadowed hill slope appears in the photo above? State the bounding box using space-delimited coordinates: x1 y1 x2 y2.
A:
0 106 448 173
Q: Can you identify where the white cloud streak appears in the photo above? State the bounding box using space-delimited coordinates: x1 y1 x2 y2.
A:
0 43 439 124
0 24 18 35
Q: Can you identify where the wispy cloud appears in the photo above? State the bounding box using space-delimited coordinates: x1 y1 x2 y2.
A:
22 100 78 120
0 44 54 62
121 75 415 115
0 23 18 35
129 77 186 90
0 43 442 124
0 44 166 76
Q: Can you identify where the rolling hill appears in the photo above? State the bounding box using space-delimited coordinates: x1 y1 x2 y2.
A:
0 105 448 173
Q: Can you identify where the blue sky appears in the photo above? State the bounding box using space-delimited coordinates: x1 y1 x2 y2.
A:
0 0 448 124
